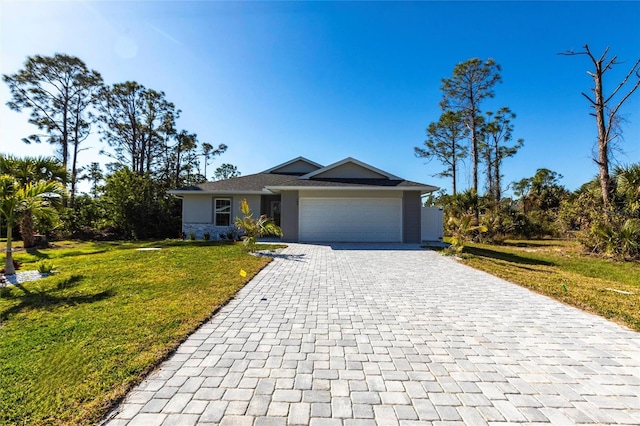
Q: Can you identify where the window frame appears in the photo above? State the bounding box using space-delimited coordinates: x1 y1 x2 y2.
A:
214 198 232 227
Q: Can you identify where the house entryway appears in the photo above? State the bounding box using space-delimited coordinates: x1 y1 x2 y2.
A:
270 200 281 226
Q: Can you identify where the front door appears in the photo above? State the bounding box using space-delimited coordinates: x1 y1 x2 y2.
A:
270 201 281 226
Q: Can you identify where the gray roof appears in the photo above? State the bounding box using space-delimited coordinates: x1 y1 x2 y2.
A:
181 173 296 192
173 173 436 193
169 157 438 195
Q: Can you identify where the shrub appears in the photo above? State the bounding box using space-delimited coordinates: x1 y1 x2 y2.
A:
37 260 55 274
203 232 211 241
447 214 488 253
589 218 640 260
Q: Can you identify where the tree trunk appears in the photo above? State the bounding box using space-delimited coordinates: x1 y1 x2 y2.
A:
20 208 35 249
593 64 612 208
452 158 457 196
483 147 494 206
451 136 458 196
494 163 501 205
70 124 80 209
470 116 480 225
4 224 15 275
493 138 501 205
175 143 181 188
61 101 69 208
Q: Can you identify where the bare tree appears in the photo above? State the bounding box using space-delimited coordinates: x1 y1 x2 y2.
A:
560 44 640 208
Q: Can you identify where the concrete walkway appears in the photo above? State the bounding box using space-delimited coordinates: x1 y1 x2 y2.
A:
106 243 640 425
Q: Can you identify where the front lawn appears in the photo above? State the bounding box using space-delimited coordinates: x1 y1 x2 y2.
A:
454 240 640 332
0 240 274 425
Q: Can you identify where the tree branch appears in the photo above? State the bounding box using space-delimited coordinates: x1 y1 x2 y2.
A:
607 77 640 137
604 59 640 104
581 92 596 105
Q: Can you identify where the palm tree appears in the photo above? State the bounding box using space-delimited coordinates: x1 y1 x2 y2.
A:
0 175 65 274
0 155 66 248
614 164 640 216
234 199 283 252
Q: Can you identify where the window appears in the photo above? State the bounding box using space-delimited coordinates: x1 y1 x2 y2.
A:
214 198 231 226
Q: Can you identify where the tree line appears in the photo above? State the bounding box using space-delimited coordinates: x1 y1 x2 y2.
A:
2 53 240 206
416 46 640 260
1 53 242 253
1 47 639 263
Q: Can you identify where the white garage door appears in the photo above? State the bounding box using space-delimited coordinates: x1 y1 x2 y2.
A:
299 198 402 242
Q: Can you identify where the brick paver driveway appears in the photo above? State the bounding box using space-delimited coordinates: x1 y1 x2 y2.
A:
106 243 640 425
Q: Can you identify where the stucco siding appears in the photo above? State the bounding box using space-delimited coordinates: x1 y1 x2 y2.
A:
232 195 261 220
281 190 299 242
403 191 422 243
182 195 213 223
310 163 386 179
272 160 320 175
180 194 262 240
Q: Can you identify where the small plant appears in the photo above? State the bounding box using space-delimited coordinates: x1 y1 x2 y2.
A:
447 214 488 253
189 232 196 241
203 232 211 241
234 199 283 252
37 260 55 274
223 227 242 241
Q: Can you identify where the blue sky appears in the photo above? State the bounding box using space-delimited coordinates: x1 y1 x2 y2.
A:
1 1 639 195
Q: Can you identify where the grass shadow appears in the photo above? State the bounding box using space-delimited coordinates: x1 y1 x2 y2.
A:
148 240 234 248
0 284 114 323
253 252 306 262
52 249 110 259
463 246 555 266
55 275 84 290
499 240 562 248
24 248 50 259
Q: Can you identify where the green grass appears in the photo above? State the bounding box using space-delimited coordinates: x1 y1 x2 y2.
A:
0 240 276 425
452 239 640 332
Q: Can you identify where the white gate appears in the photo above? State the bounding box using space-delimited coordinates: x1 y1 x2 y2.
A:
421 207 444 242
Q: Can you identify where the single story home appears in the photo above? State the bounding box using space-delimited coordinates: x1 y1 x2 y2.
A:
169 157 439 243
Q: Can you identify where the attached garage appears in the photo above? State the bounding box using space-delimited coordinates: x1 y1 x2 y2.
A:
171 156 439 243
298 197 402 242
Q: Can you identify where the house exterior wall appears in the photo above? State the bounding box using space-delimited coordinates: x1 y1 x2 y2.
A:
272 160 319 175
178 187 429 243
309 163 386 179
181 194 260 240
402 191 422 243
233 195 261 219
280 190 299 242
182 195 213 223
